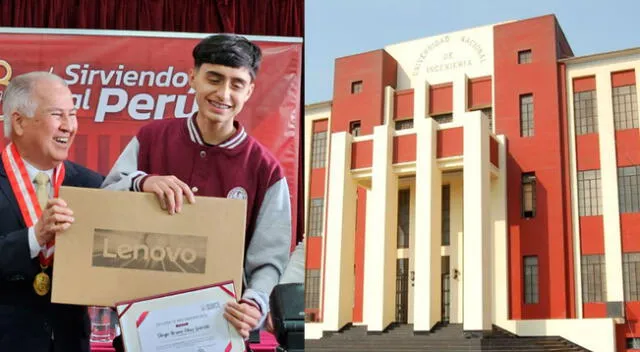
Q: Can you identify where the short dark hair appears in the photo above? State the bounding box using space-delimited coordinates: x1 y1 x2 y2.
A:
192 34 262 80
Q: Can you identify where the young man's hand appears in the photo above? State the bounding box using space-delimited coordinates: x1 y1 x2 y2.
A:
224 301 262 339
141 175 195 214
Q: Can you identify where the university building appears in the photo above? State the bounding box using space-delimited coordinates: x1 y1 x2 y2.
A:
303 15 640 351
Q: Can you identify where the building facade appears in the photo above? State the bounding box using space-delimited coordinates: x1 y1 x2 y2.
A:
303 15 640 352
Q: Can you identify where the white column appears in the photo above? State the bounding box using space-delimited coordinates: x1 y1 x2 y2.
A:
452 73 469 119
384 86 395 127
363 124 398 332
408 183 417 324
449 174 464 324
462 112 492 331
566 74 584 319
413 114 442 332
491 135 509 325
322 132 357 331
595 72 624 306
636 69 640 137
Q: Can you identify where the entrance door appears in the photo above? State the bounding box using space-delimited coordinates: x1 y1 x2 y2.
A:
395 258 409 323
441 256 450 323
395 188 412 324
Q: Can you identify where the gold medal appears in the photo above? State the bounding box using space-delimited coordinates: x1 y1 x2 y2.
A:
33 271 51 296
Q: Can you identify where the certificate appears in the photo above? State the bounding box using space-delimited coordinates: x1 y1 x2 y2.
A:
117 281 245 352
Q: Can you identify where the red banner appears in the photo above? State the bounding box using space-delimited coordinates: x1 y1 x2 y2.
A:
0 30 302 246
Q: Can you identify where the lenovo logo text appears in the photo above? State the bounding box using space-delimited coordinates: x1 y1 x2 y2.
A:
92 228 207 274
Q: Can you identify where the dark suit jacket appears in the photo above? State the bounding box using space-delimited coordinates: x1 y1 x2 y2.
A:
0 160 103 352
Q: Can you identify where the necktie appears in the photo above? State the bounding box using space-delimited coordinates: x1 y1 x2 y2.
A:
34 172 50 211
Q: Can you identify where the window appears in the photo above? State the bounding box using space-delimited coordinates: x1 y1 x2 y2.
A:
308 198 324 237
618 166 640 213
522 173 536 218
623 252 640 302
433 113 453 124
305 269 320 311
397 189 410 249
581 255 606 303
524 256 539 304
520 94 534 137
311 131 327 169
481 108 493 131
442 185 450 246
395 119 414 130
349 120 361 136
518 49 532 64
628 338 640 349
351 80 363 94
578 170 602 216
574 90 598 135
612 85 638 130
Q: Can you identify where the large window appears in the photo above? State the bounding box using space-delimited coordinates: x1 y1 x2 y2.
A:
623 252 640 302
574 90 598 135
581 255 606 303
522 173 536 218
520 94 534 137
308 198 324 237
305 269 320 311
311 131 327 169
442 185 450 246
612 85 638 130
618 166 640 213
524 256 539 304
578 170 602 216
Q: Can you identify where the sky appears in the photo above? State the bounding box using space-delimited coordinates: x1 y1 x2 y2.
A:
304 0 640 104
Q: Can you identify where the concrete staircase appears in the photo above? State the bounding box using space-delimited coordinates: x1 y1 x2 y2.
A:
305 323 591 352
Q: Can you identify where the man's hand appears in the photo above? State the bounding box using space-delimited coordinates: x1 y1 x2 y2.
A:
141 175 196 214
34 198 74 246
224 301 261 339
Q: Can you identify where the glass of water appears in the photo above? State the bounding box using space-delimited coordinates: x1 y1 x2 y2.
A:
89 306 116 343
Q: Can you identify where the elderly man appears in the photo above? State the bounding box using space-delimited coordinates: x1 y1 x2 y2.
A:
0 71 103 352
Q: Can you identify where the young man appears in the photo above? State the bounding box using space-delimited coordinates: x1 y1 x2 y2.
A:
102 34 292 339
0 71 104 352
